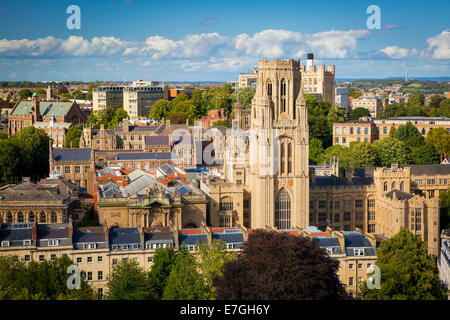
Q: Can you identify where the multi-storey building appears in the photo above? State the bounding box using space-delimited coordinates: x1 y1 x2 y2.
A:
438 229 450 293
123 85 168 120
238 67 258 88
333 117 450 146
335 87 350 109
351 96 387 118
92 86 124 112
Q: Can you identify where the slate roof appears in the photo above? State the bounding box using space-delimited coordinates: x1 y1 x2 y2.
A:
0 181 65 202
311 176 373 187
109 228 141 246
116 125 160 132
144 231 174 243
115 152 175 160
73 230 106 243
313 236 341 248
404 164 450 176
385 189 414 200
212 232 244 244
53 148 92 162
0 224 33 243
36 224 70 239
178 233 208 246
11 101 74 117
144 136 170 146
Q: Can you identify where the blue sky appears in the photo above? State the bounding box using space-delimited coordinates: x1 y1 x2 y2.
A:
0 0 449 81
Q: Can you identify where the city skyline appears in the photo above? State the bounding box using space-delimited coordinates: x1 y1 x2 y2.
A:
0 0 449 81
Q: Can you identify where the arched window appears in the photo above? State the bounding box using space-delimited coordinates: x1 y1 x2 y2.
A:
383 182 387 192
275 190 291 230
51 212 57 223
267 80 272 98
29 211 35 223
281 79 286 113
287 143 292 174
392 182 396 190
280 143 285 174
40 211 46 223
18 211 24 223
7 211 13 223
400 181 404 191
281 79 286 96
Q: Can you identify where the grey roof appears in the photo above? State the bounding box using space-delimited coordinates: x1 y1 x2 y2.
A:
342 231 373 248
125 174 169 197
404 164 450 176
53 148 92 162
144 136 170 146
179 234 208 246
310 176 373 187
73 231 106 244
346 247 377 256
36 224 70 239
385 189 414 200
0 181 65 202
109 228 141 246
212 232 244 243
0 225 33 243
116 125 160 132
115 152 175 160
313 236 341 248
93 129 114 136
144 231 174 243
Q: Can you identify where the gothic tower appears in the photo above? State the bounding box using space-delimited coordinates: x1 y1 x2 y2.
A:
31 92 42 123
249 59 309 229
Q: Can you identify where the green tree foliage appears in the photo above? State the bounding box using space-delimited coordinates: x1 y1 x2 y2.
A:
20 89 32 100
169 113 188 125
64 126 83 148
106 259 152 300
0 255 95 300
410 143 440 165
149 99 173 120
393 121 424 148
88 108 128 129
426 127 450 158
439 187 450 229
379 103 399 118
196 240 237 299
212 120 231 128
405 93 425 116
438 99 450 118
350 107 371 120
233 86 256 109
213 230 350 300
306 95 335 148
71 89 85 100
348 141 378 168
147 246 177 300
348 87 362 99
318 144 352 168
309 138 324 165
162 246 209 300
0 137 28 183
86 82 100 100
360 229 445 300
76 203 99 228
373 137 411 165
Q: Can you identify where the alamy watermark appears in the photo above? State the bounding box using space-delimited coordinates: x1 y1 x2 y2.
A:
66 5 81 30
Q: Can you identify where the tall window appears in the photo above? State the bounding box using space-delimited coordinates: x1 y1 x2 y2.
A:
18 211 24 223
51 212 57 223
219 198 234 211
384 182 387 192
400 182 404 191
267 80 272 98
275 190 291 230
281 79 286 113
40 211 46 223
280 144 285 174
287 144 292 174
29 211 34 223
7 211 12 223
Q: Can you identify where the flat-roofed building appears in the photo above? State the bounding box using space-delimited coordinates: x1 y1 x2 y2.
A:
92 86 124 112
123 85 168 120
374 117 450 139
333 121 377 146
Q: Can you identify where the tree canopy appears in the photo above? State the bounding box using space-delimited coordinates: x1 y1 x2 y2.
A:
213 230 350 300
360 228 445 300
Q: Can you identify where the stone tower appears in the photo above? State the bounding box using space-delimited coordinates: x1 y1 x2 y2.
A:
249 59 309 230
32 92 42 123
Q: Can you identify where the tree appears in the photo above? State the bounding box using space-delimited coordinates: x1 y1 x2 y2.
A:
0 255 95 300
309 138 324 165
212 120 231 128
76 203 100 227
426 127 450 158
147 246 177 300
15 127 50 180
379 103 398 119
439 187 450 230
213 230 350 300
405 93 425 116
64 126 83 148
233 86 255 109
411 143 440 165
348 141 378 168
149 99 172 120
393 121 423 148
373 137 410 165
162 246 209 300
169 113 187 125
196 240 237 300
360 229 445 300
86 82 100 100
71 89 85 100
318 144 352 168
350 107 371 120
439 99 450 118
106 259 151 300
20 89 32 100
0 138 26 183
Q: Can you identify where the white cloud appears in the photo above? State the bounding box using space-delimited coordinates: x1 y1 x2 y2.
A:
426 29 450 59
379 46 418 59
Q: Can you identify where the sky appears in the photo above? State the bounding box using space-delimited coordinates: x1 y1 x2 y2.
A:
0 0 449 81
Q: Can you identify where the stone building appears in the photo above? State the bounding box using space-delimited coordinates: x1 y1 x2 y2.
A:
300 53 335 106
351 96 387 118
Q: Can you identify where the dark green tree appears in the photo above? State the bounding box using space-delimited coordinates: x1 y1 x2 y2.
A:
350 107 371 120
360 228 445 300
393 121 424 148
147 246 176 300
439 187 450 230
15 127 50 180
106 259 151 300
64 126 83 148
19 89 32 100
373 137 411 165
149 99 173 120
411 143 440 165
309 138 324 165
348 141 378 168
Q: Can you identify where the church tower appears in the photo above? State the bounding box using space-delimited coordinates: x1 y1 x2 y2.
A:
249 59 309 229
31 92 42 123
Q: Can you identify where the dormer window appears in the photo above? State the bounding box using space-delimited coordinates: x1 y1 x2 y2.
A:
48 240 59 246
1 241 9 247
23 240 31 246
354 248 364 256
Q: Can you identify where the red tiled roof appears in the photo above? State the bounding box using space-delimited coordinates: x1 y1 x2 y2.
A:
178 228 203 235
